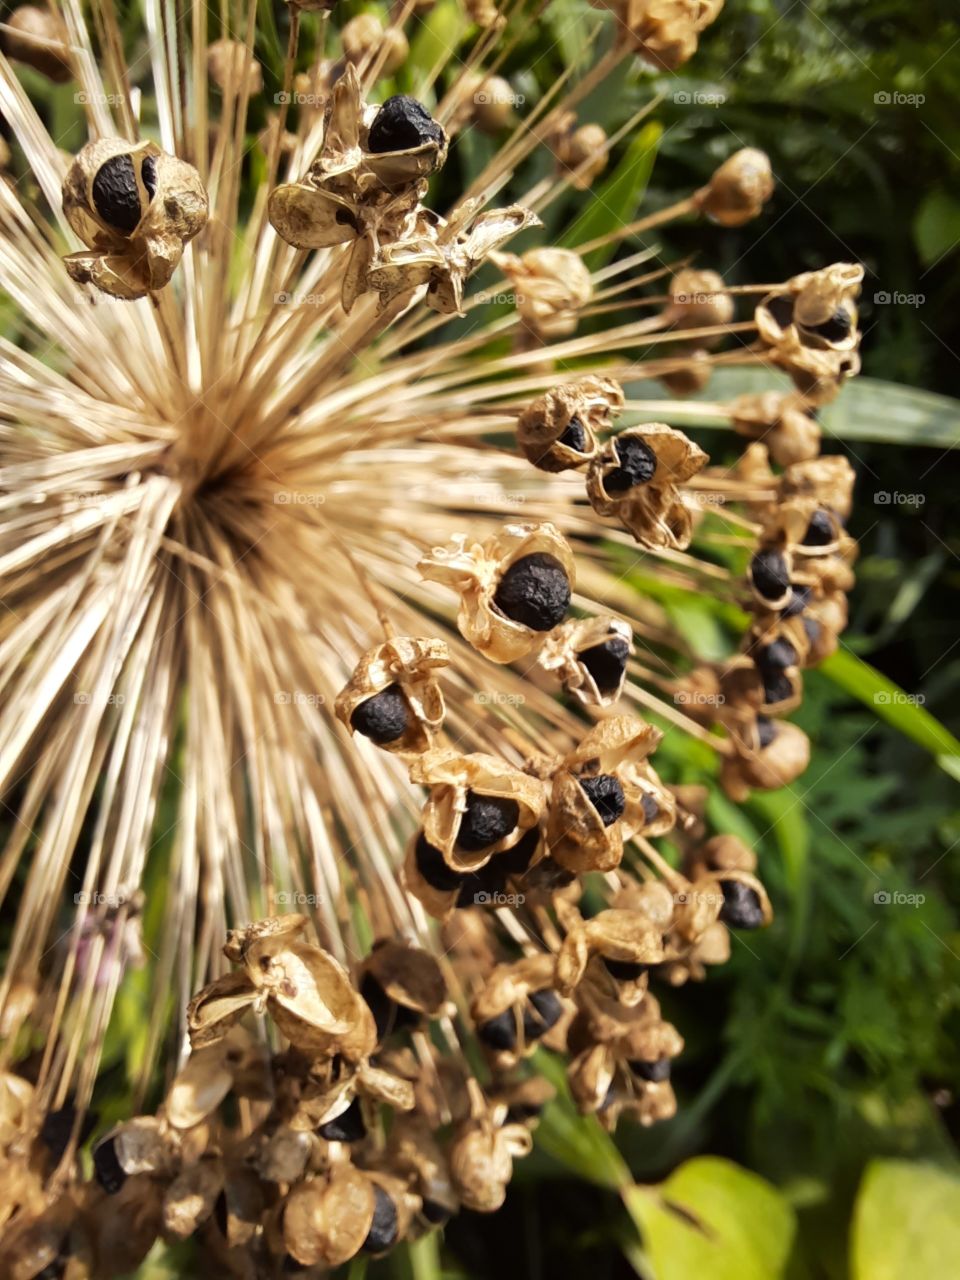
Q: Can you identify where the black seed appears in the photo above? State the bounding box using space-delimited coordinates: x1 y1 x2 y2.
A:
579 774 625 827
756 715 777 749
141 154 158 200
92 154 143 234
455 862 506 908
351 683 409 745
367 95 445 154
762 670 793 704
422 1199 451 1225
640 792 660 825
414 832 462 892
629 1057 671 1083
757 639 797 673
522 988 563 1040
719 879 765 929
456 792 520 853
283 1254 309 1273
360 971 395 1040
93 1137 126 1194
499 824 540 877
604 435 657 493
802 509 835 546
318 1096 366 1142
766 294 795 329
477 1008 517 1051
506 1102 543 1123
751 549 790 601
580 636 630 695
40 1102 97 1163
214 1190 228 1237
802 616 821 645
34 1264 66 1280
781 584 811 618
602 957 647 982
493 552 571 631
811 306 851 343
557 415 587 453
363 1185 399 1253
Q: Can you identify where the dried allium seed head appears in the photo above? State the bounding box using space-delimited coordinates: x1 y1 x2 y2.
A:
62 138 208 299
696 146 774 226
206 39 263 95
335 635 450 754
2 5 72 82
418 522 574 662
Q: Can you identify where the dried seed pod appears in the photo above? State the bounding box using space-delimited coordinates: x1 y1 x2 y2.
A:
664 267 734 331
556 908 664 1001
359 939 447 1040
284 1165 377 1267
473 75 517 133
780 453 856 519
163 1157 224 1239
165 1044 236 1129
2 5 72 82
555 120 608 189
93 1117 173 1192
471 954 561 1066
730 391 821 467
363 94 447 187
538 615 633 706
410 747 545 872
707 868 772 930
449 1110 532 1212
206 39 262 95
720 716 811 801
586 423 707 550
548 716 663 873
419 521 574 663
516 376 621 472
62 138 208 299
694 146 774 226
335 635 449 754
756 264 863 400
495 247 592 338
603 0 724 69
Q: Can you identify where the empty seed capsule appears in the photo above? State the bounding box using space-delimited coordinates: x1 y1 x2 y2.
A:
493 552 571 631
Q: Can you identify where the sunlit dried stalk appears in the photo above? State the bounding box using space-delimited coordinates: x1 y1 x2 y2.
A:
0 0 861 1271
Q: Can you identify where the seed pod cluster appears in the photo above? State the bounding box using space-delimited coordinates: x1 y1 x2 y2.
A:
755 262 864 404
61 138 208 300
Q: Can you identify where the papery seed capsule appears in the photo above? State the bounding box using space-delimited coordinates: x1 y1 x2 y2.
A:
579 774 625 827
802 509 835 546
318 1097 366 1142
579 636 630 696
718 878 765 929
93 1137 126 1193
360 971 420 1039
367 95 445 153
414 831 463 891
603 436 657 493
363 1186 399 1252
350 683 410 744
811 306 851 342
766 294 795 330
493 552 571 631
630 1058 672 1083
750 549 790 602
456 791 520 852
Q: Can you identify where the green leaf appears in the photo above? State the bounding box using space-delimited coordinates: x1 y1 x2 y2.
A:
532 1050 632 1189
820 649 960 781
559 123 662 270
852 1160 960 1280
624 1157 796 1280
913 192 960 266
626 371 960 449
407 0 467 88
